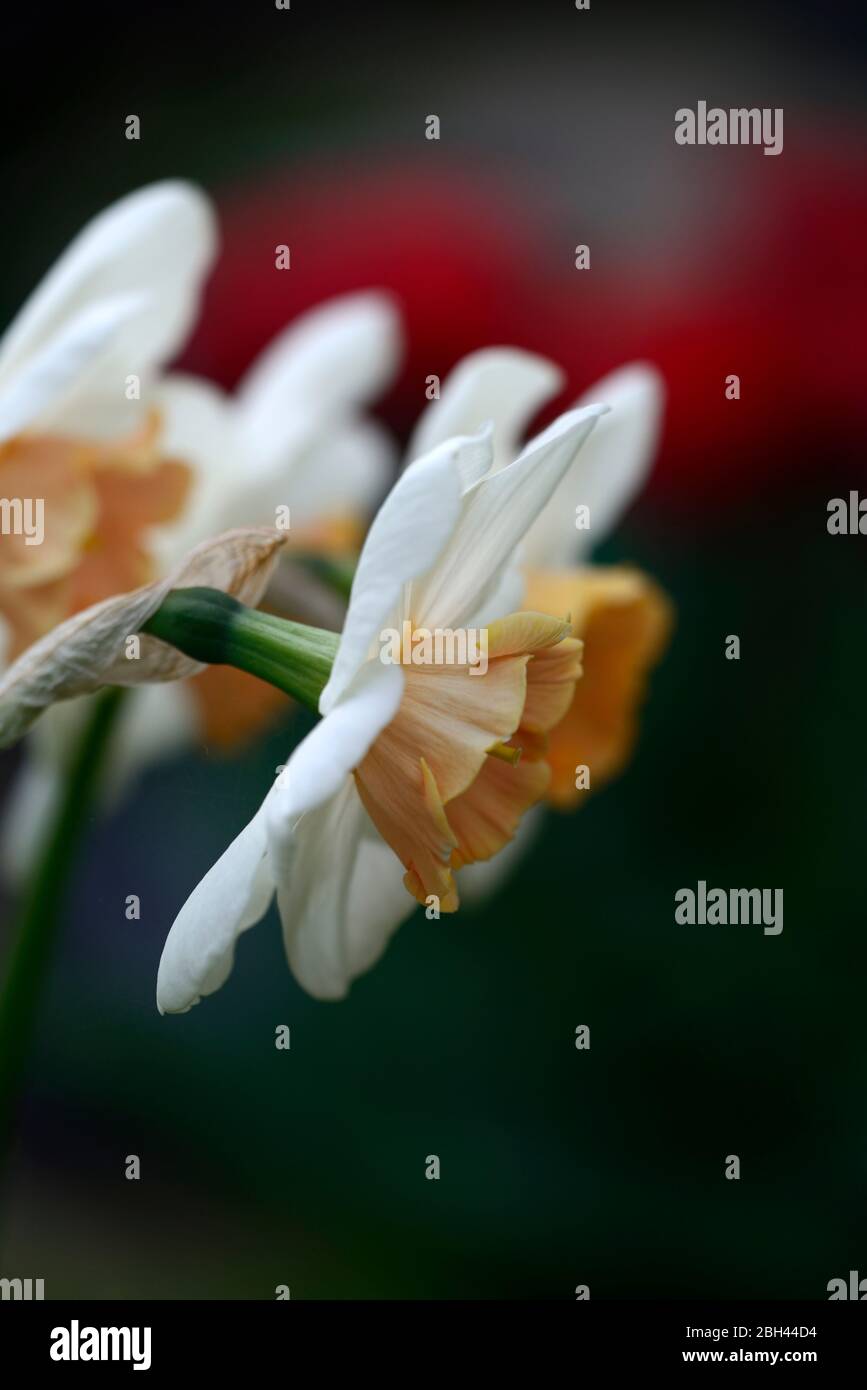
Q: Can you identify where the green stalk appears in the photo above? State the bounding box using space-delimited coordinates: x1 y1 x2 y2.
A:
293 552 356 602
143 588 340 711
0 686 125 1176
0 589 337 1182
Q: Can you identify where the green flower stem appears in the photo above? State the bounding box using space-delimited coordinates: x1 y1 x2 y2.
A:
143 587 340 712
294 552 356 602
0 590 338 1186
0 686 125 1181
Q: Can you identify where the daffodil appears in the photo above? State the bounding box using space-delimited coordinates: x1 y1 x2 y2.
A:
155 402 605 1009
409 348 672 812
146 288 400 749
0 180 212 869
0 182 401 875
0 181 215 659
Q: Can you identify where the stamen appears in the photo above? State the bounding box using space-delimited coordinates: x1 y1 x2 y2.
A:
487 740 522 766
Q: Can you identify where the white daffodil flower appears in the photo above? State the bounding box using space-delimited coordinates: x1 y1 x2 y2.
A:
106 289 401 765
411 348 672 898
0 182 214 449
0 183 401 877
156 401 607 1012
0 180 215 660
155 289 400 570
0 180 214 870
409 349 666 578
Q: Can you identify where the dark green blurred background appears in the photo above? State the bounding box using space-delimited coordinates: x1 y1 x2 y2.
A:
1 0 866 1298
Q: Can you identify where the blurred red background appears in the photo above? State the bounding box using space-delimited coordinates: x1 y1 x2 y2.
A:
182 139 867 511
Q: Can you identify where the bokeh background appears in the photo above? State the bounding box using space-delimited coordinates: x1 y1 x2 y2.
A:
1 0 866 1298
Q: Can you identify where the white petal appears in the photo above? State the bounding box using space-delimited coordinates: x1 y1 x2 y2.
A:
411 403 607 632
344 828 416 977
158 660 405 1013
237 291 401 469
156 798 275 1014
408 347 563 473
158 371 235 467
270 782 415 1001
271 661 404 824
274 417 396 529
272 780 365 1001
319 436 467 712
207 413 396 545
463 560 526 631
0 293 146 442
151 373 240 566
525 363 665 567
0 182 216 433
